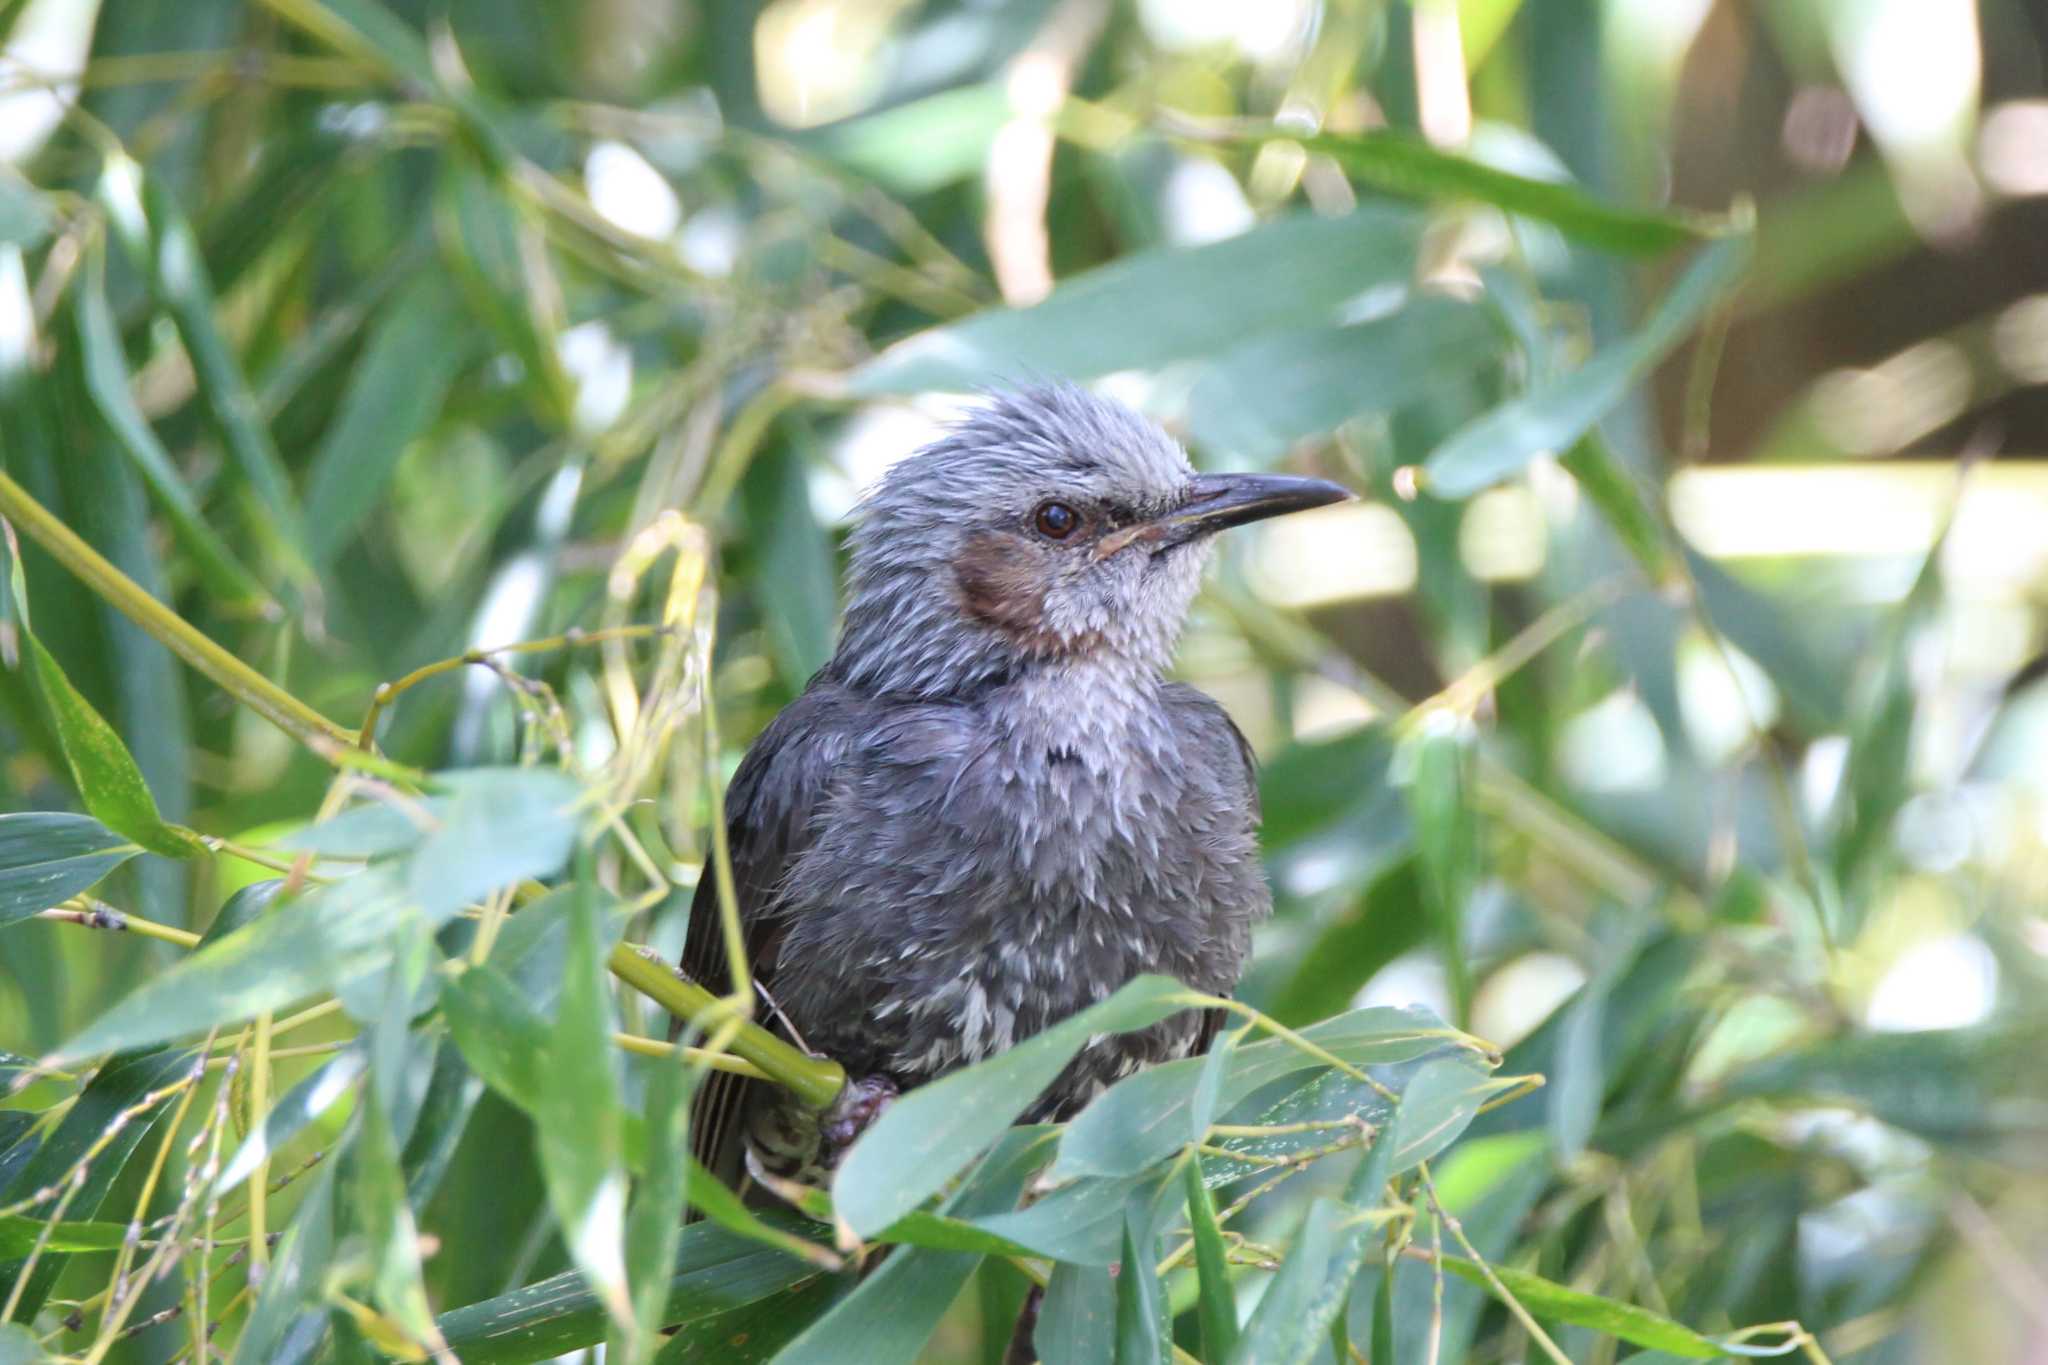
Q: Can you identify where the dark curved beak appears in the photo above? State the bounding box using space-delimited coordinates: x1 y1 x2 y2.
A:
1159 471 1354 544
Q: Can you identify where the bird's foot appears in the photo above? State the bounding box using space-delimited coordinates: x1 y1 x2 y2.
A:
821 1074 899 1166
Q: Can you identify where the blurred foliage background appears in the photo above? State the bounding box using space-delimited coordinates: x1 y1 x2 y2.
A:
2 0 2047 1362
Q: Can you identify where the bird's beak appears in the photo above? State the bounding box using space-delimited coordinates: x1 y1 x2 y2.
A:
1155 471 1354 544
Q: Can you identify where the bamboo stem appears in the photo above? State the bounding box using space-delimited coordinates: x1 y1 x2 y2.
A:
0 469 355 755
606 944 843 1110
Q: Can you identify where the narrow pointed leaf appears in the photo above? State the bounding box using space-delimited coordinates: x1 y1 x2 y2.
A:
851 209 1424 394
71 248 273 613
1425 235 1750 497
1267 128 1721 254
1433 1254 1725 1358
0 813 139 929
834 974 1190 1237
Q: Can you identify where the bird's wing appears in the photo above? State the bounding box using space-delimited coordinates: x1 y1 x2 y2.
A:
679 681 864 1187
1160 682 1263 1056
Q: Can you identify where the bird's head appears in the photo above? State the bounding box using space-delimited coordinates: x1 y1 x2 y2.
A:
831 385 1350 699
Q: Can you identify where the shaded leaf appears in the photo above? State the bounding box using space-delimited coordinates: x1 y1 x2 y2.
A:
305 275 468 564
0 813 138 930
0 1214 128 1256
775 1128 1051 1365
436 1220 824 1364
0 1047 197 1322
1115 1207 1169 1365
71 247 274 613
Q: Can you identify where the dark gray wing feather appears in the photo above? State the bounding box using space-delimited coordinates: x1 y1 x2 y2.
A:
679 681 866 1187
1160 682 1262 1055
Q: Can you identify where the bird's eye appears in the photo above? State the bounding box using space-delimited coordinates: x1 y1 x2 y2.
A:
1033 501 1080 540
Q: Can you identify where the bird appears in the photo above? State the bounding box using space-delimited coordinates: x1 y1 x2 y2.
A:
680 383 1351 1187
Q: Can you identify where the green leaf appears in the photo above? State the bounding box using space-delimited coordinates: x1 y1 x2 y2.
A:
1115 1207 1169 1365
658 1275 847 1364
1185 298 1504 463
534 880 634 1337
0 812 139 929
17 628 197 858
231 1158 339 1365
833 974 1190 1238
620 1040 689 1365
1037 1261 1114 1365
1185 1159 1238 1362
1260 128 1719 255
0 1214 129 1256
71 247 275 614
850 208 1424 394
216 1047 366 1195
100 159 314 570
304 275 468 565
436 1219 825 1364
775 1128 1051 1365
1053 1005 1452 1181
1386 1055 1510 1171
1228 1198 1347 1365
0 1322 52 1362
0 1047 196 1322
1424 235 1751 497
46 868 421 1065
1722 1026 2048 1148
405 767 583 914
1557 433 1673 583
356 1082 448 1356
0 169 51 250
1433 1255 1724 1358
1401 724 1479 1019
3 542 198 858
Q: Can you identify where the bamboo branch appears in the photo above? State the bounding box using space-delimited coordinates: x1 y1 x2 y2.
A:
0 469 357 757
607 944 843 1110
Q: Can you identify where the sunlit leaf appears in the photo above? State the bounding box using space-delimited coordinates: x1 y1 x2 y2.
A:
851 208 1424 394
833 974 1189 1237
1250 128 1720 255
1434 1254 1725 1358
1424 235 1750 497
535 879 634 1337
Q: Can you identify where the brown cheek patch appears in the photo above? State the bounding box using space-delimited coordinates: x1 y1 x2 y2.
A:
951 532 1102 658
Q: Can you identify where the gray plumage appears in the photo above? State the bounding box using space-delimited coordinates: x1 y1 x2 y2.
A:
682 384 1349 1181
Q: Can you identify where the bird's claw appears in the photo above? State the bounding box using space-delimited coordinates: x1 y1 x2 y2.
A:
821 1074 899 1165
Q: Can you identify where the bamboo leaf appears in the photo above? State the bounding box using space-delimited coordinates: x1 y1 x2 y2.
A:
0 813 139 930
1424 235 1751 497
304 275 469 565
436 1219 826 1364
534 880 634 1336
71 247 275 614
1433 1255 1726 1358
1246 128 1721 255
850 209 1424 394
3 541 199 858
833 974 1189 1238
